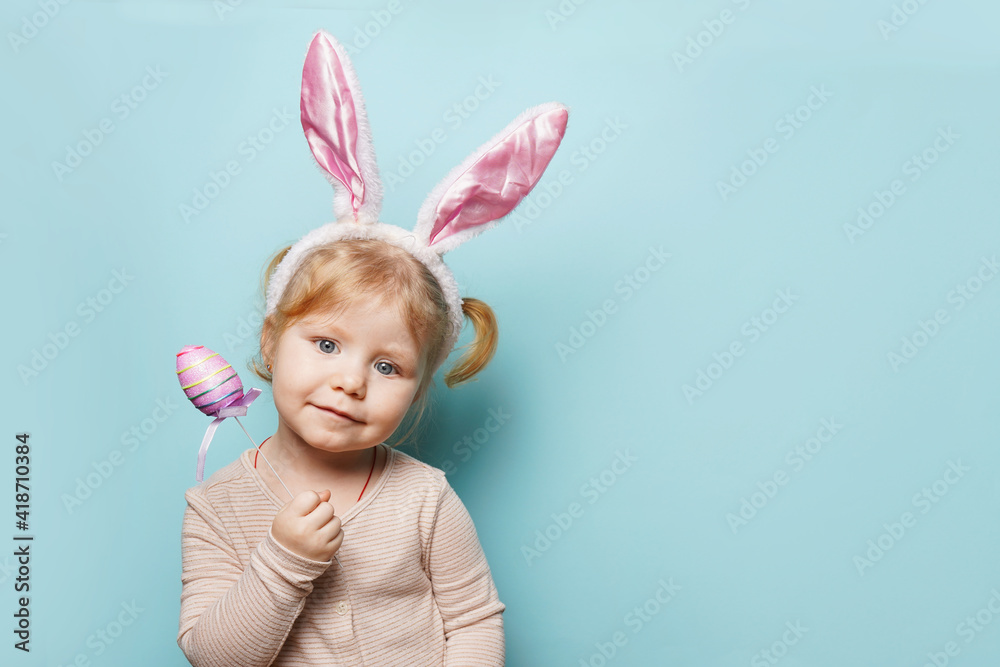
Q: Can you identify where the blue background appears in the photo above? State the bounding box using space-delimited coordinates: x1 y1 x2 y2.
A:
3 0 1000 665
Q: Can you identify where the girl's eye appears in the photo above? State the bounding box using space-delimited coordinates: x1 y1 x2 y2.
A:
314 339 398 375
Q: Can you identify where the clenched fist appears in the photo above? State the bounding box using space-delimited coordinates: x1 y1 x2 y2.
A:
271 489 344 563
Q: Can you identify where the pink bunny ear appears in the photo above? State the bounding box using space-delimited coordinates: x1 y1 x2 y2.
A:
413 102 569 254
300 30 382 223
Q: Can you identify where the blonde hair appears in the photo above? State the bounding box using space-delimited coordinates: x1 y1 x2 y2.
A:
249 238 498 448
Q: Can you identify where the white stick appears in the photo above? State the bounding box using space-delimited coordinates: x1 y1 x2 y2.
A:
233 417 345 571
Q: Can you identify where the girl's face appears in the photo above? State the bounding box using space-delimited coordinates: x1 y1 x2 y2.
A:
267 297 426 458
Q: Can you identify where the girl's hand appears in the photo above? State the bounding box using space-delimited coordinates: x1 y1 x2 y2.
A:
271 489 344 563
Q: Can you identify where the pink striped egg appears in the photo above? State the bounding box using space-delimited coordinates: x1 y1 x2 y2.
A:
176 345 244 416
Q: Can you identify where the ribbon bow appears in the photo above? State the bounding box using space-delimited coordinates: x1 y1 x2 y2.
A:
195 388 262 482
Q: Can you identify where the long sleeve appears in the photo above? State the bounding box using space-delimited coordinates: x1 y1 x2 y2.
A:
177 488 333 667
426 482 506 666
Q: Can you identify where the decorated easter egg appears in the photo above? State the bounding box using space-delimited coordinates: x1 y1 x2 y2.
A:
176 345 245 416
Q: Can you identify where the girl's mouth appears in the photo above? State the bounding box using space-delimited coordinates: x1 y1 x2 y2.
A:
314 404 361 423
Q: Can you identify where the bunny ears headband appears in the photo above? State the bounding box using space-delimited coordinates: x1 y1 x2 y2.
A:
265 30 570 375
177 31 567 482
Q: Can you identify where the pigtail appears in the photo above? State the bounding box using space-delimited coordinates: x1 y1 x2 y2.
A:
390 297 497 451
444 298 498 388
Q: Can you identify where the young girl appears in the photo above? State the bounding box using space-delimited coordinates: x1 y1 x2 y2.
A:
176 29 568 666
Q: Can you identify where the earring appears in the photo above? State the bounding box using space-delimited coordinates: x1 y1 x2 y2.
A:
267 364 272 371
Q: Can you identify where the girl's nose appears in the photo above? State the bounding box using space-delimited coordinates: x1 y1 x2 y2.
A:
331 364 365 398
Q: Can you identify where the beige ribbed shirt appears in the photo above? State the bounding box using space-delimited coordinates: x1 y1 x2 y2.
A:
177 444 505 666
